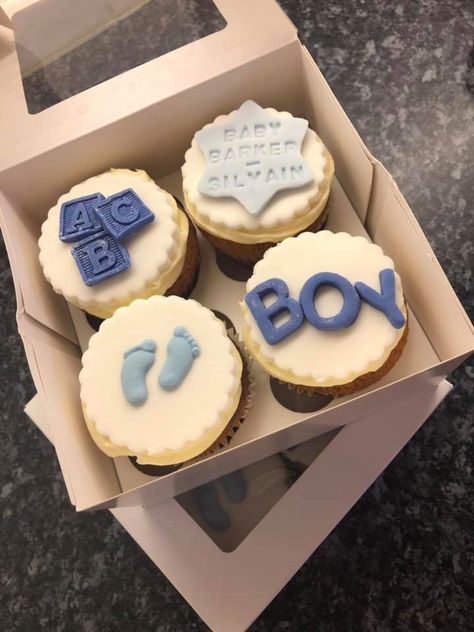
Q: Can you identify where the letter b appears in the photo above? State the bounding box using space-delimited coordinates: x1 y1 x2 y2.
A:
245 278 304 345
84 239 116 274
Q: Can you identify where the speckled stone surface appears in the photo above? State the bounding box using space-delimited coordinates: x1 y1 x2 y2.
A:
1 1 473 630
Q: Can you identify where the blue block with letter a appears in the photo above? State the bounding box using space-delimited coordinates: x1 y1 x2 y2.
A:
59 193 105 243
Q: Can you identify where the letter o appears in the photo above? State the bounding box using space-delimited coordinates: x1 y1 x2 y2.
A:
300 272 360 330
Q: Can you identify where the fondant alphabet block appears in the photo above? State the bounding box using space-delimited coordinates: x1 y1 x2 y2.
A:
59 193 104 243
72 231 130 286
96 188 154 241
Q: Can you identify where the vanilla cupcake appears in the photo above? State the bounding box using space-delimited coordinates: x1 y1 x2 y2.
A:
79 296 252 466
182 100 334 265
242 231 408 402
39 169 199 319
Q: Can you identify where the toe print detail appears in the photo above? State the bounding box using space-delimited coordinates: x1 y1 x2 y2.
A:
121 339 157 406
159 326 200 392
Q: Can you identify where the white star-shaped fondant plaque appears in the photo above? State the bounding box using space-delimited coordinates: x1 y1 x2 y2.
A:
195 100 314 215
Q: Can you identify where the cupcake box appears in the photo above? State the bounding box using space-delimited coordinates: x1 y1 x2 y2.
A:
0 0 473 512
24 381 452 631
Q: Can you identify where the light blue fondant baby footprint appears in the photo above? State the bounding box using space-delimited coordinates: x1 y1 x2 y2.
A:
159 326 200 391
121 339 157 406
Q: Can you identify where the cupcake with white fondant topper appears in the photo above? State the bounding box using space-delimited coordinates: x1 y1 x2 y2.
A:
241 231 408 405
182 100 334 266
39 169 200 319
79 296 253 467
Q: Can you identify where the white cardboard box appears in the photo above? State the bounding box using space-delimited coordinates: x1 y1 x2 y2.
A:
24 380 453 631
1 0 473 513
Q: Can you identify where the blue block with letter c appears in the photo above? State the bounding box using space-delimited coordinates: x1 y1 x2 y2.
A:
96 188 154 241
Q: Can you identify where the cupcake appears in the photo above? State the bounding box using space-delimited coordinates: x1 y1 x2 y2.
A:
241 231 408 404
39 169 199 319
182 100 334 266
79 296 252 466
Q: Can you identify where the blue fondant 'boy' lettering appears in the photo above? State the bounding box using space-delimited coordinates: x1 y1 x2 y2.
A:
245 268 406 344
59 193 104 243
72 231 130 286
96 188 154 240
244 278 304 345
355 269 406 329
300 272 361 330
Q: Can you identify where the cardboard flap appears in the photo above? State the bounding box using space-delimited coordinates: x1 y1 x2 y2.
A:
23 382 452 631
0 0 297 172
19 326 121 509
19 315 122 507
366 162 474 361
17 318 79 504
111 380 453 632
301 47 374 222
0 188 78 342
77 367 443 512
0 5 12 28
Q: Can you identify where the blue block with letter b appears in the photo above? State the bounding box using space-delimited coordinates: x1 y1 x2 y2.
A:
72 231 130 286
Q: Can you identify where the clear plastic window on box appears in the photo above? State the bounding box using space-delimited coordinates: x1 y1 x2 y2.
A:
176 429 340 552
11 0 226 113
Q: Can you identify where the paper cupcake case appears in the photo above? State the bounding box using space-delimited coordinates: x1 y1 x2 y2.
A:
189 329 256 463
163 211 201 298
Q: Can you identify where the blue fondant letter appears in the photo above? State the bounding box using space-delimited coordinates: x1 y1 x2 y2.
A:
83 239 116 274
245 278 304 345
59 193 104 243
300 272 360 330
72 231 130 286
355 268 406 328
96 188 154 241
111 198 139 225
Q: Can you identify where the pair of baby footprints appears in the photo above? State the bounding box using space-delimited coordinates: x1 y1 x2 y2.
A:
121 327 200 406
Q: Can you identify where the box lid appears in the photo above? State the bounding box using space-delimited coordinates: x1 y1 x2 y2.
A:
24 380 453 631
0 0 297 172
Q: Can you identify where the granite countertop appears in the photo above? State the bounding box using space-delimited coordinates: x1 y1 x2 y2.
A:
1 0 473 630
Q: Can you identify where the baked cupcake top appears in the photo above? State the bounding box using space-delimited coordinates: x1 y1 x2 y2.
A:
39 169 189 317
182 100 334 244
79 296 243 465
241 231 407 388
